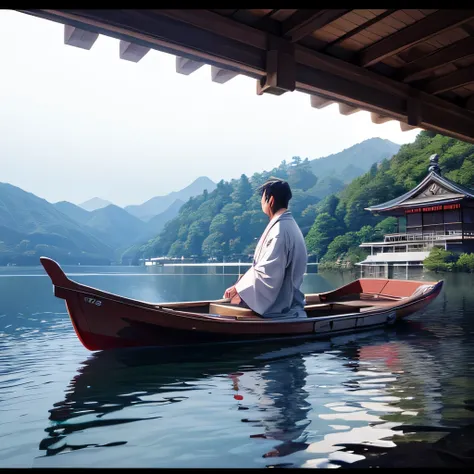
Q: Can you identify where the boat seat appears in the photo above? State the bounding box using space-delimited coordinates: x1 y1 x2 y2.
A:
209 303 261 318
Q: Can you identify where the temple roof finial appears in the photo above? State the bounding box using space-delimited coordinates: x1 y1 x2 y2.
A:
428 153 441 175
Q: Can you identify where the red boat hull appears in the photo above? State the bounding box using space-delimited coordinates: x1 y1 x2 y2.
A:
40 257 444 351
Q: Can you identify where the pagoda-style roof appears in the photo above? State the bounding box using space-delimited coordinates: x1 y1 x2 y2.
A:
366 170 474 213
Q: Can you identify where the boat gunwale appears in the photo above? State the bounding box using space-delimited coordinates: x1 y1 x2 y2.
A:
54 280 443 325
40 256 443 326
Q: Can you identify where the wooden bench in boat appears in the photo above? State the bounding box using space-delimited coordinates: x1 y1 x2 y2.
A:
208 303 263 320
208 298 397 320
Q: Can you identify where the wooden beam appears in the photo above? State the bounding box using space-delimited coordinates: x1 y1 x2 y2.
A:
407 95 422 126
19 9 474 145
324 10 397 50
176 56 204 75
338 103 361 115
119 40 150 62
282 9 350 43
424 64 474 94
64 25 98 50
371 113 393 124
258 38 295 95
211 66 238 84
157 9 267 49
401 37 474 83
360 10 474 67
310 95 334 109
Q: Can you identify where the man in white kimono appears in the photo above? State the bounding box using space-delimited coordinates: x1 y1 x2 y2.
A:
223 178 308 319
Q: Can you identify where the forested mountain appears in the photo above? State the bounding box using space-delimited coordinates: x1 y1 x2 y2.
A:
305 131 474 266
2 134 448 266
138 157 320 260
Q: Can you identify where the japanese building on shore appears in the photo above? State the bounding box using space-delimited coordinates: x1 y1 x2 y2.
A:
358 154 474 277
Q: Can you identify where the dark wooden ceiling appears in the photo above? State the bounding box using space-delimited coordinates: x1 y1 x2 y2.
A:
19 9 474 144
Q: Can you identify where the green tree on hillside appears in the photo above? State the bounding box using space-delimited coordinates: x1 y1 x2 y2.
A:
306 131 474 266
305 213 345 258
231 174 253 203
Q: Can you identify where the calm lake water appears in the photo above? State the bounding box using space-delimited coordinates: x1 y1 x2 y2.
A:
1 264 474 468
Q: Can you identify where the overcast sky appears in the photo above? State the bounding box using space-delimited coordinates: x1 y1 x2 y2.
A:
1 10 420 207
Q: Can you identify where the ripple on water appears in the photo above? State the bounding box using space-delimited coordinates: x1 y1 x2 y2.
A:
2 271 474 467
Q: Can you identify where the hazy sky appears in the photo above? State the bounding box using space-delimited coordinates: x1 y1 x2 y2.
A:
1 10 420 207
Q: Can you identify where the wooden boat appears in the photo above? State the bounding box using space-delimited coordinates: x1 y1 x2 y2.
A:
40 257 443 351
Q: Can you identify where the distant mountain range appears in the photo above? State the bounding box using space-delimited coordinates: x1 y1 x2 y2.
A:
0 176 216 265
307 137 401 198
0 183 113 265
79 197 114 212
125 176 217 221
0 138 402 265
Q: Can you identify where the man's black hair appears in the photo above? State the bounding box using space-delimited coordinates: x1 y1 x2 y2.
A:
258 177 292 212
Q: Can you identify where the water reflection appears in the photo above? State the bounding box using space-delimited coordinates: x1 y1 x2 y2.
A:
34 320 474 468
3 267 474 467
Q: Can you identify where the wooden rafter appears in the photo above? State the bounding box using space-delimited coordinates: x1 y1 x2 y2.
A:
310 95 334 109
424 64 474 94
16 8 474 145
211 66 238 84
282 9 350 43
119 40 150 62
324 9 397 50
338 103 361 115
64 25 98 50
360 10 474 67
401 36 474 83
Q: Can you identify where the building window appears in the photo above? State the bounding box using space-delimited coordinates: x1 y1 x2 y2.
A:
463 208 474 224
444 208 461 223
423 210 443 226
407 213 422 227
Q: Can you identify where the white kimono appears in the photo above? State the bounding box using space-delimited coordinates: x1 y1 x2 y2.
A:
235 211 307 319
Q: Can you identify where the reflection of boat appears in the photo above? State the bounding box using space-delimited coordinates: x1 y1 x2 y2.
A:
39 339 351 460
40 329 450 465
40 257 443 351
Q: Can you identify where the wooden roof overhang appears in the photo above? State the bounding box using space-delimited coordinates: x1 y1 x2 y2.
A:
18 9 474 144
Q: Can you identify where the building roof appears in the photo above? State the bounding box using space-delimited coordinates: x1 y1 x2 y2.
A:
366 170 474 212
17 9 474 144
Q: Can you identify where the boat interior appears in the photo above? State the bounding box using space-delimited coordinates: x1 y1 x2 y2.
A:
158 279 434 321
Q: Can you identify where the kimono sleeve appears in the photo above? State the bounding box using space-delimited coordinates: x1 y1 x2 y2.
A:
235 233 287 315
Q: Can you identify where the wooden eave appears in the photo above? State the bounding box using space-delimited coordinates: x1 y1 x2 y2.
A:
17 9 474 144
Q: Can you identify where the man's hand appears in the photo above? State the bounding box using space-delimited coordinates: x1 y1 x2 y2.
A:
224 285 238 299
224 285 242 305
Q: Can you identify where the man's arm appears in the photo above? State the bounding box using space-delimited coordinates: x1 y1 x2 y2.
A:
234 234 287 315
